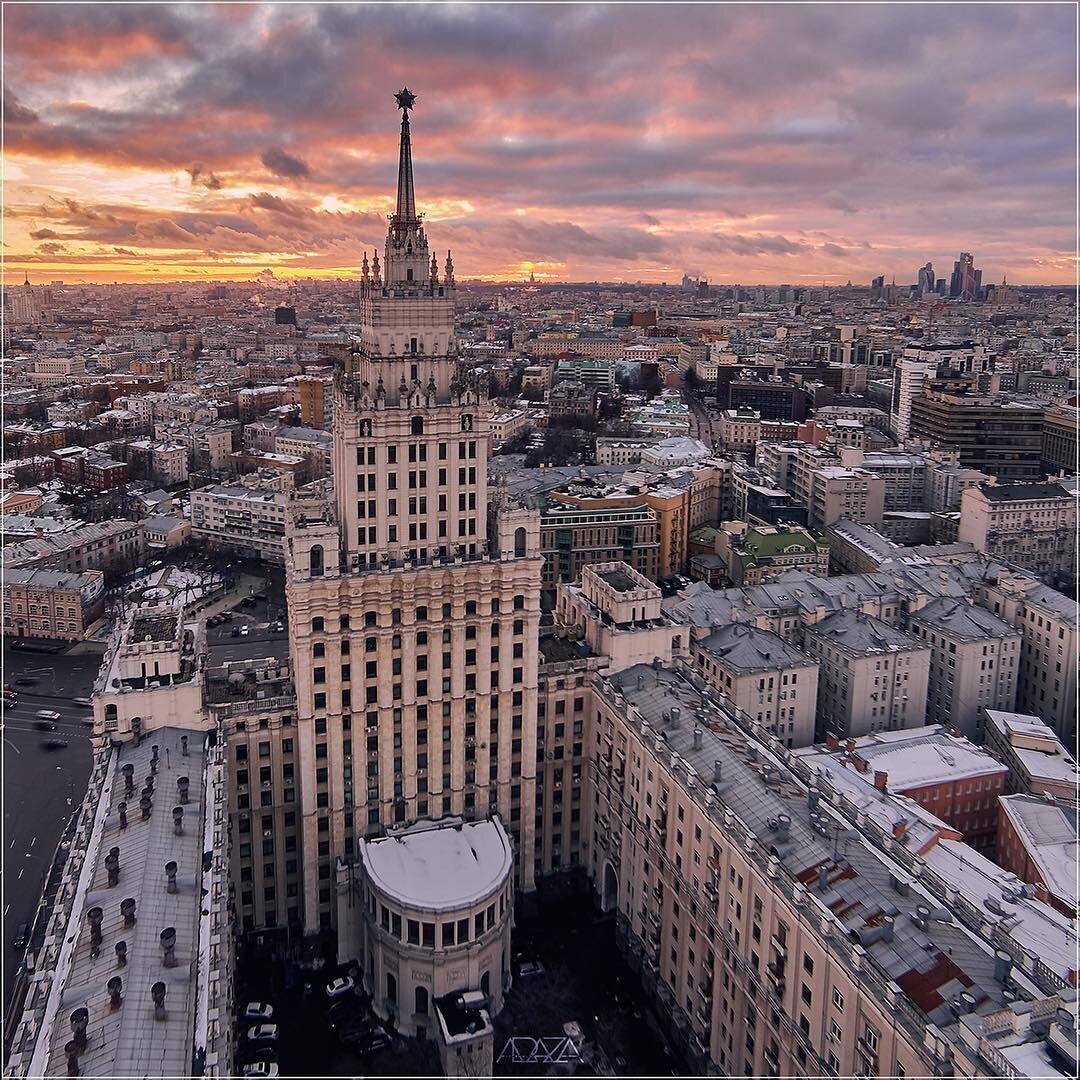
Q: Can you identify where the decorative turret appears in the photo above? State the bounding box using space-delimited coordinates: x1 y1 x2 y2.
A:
372 250 381 286
445 250 455 286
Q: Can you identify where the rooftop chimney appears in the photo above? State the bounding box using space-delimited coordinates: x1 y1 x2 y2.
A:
177 776 190 804
87 907 103 957
165 860 177 894
139 795 152 821
892 820 908 840
180 734 189 756
151 981 167 1021
874 770 889 791
693 727 704 750
172 806 184 836
121 897 136 928
69 1007 89 1052
150 744 159 775
713 760 723 783
65 1040 80 1077
105 848 119 888
122 763 134 798
117 801 128 830
160 927 176 968
115 940 127 967
107 976 123 1011
670 707 681 728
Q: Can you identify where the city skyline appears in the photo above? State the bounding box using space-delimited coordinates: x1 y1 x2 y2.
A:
4 3 1076 284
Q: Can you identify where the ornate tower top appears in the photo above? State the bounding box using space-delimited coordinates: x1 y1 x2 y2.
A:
393 87 418 226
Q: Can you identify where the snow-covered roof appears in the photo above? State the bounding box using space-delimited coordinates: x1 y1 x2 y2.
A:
360 817 512 912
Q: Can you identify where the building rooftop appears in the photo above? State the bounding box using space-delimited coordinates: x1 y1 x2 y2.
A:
696 621 812 672
977 483 1073 503
27 729 215 1078
909 597 1019 641
804 608 925 655
601 663 1076 1041
359 816 513 912
998 796 1079 911
796 726 1008 792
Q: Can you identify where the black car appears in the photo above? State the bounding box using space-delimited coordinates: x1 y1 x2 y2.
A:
34 720 57 732
14 677 37 686
356 1031 391 1055
41 739 68 751
328 1000 365 1027
239 1044 278 1065
13 923 29 950
336 1018 376 1045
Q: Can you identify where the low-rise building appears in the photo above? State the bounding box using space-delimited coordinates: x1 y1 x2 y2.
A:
4 519 144 575
996 795 1078 919
716 523 829 586
2 566 105 640
802 610 931 739
796 726 1008 852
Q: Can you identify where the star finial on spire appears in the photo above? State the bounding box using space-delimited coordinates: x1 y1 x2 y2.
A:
395 87 417 115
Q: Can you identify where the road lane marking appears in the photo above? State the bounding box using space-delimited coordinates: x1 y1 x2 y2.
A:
4 738 21 755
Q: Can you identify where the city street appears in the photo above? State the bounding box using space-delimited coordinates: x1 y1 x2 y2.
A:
2 646 98 1006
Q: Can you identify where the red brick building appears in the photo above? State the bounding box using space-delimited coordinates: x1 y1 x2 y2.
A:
996 794 1077 919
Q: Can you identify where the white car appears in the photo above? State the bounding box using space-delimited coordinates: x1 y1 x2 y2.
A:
243 1002 274 1022
239 626 250 637
325 976 355 999
242 1065 279 1078
246 1024 278 1042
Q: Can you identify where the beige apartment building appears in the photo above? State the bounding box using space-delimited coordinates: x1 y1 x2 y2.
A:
757 442 886 531
3 566 105 641
802 609 931 739
957 482 1076 587
973 569 1077 748
284 98 543 939
690 622 819 747
906 597 1020 740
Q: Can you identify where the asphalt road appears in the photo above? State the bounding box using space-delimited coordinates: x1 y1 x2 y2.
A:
2 646 99 1006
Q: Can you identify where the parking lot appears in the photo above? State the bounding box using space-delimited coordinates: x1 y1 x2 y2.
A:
233 956 439 1077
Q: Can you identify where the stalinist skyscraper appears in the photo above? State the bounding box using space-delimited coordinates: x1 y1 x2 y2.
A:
285 90 543 942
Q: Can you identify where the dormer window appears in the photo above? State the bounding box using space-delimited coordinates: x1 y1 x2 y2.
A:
406 268 413 282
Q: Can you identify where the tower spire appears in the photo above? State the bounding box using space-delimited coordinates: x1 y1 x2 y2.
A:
394 87 417 224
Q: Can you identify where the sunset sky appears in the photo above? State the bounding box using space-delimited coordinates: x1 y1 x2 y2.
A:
4 3 1076 285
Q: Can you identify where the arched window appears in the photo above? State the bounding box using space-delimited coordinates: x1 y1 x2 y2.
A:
309 544 323 577
414 986 428 1016
411 416 424 436
480 971 490 998
514 527 527 557
386 972 397 1005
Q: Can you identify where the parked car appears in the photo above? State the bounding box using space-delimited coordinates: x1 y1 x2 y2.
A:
337 1019 377 1046
13 923 29 950
518 959 546 978
221 611 234 622
242 1002 274 1022
239 626 250 637
239 1044 278 1065
241 1065 279 1078
326 976 355 999
231 627 241 638
328 1000 364 1026
271 621 284 634
356 1030 392 1055
245 1024 278 1043
3 692 18 705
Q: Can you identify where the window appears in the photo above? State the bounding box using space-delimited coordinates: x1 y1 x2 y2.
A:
832 988 844 1012
414 986 428 1016
311 617 324 632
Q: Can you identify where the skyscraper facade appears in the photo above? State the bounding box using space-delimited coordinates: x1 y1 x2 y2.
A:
917 262 935 296
948 251 982 299
284 90 545 940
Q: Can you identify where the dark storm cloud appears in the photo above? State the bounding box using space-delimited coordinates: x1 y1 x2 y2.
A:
261 147 311 179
